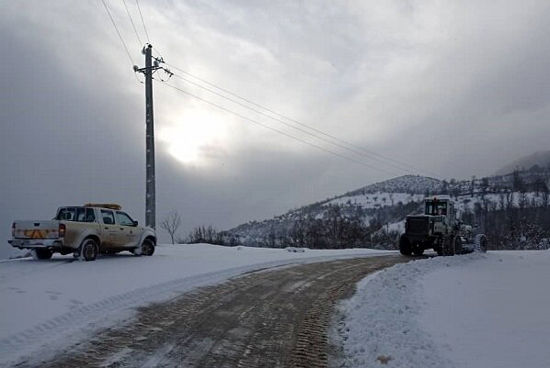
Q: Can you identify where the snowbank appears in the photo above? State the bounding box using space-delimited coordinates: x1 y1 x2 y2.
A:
0 243 389 366
333 251 550 368
420 251 550 368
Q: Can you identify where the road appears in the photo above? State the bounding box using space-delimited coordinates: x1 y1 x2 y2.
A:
21 255 405 368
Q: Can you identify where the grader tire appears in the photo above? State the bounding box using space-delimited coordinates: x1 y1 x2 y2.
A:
453 236 463 254
399 234 413 256
475 234 488 253
442 236 455 256
412 245 424 256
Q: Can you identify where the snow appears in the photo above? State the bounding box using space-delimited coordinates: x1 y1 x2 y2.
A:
454 191 545 215
325 192 425 209
0 243 390 366
420 251 550 368
333 250 550 368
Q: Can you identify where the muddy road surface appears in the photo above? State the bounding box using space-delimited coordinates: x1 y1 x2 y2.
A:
24 255 405 368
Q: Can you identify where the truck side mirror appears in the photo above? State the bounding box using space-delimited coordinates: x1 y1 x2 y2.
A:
133 220 139 226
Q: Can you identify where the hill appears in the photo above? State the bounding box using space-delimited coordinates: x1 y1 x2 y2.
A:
495 150 550 175
193 171 550 250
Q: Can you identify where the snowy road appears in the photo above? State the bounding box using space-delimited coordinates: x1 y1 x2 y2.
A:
9 255 405 368
0 244 392 367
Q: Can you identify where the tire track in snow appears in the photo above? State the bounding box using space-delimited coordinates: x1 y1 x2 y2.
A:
1 252 393 367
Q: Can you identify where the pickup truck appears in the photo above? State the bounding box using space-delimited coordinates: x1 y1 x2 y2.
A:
8 204 157 261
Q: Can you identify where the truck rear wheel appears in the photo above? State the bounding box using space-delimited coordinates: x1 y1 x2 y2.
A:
32 248 53 260
399 234 412 256
78 238 98 261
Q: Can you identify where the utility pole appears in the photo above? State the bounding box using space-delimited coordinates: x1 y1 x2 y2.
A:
134 44 172 230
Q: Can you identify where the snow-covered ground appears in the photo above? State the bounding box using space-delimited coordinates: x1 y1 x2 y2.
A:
325 192 425 209
333 250 550 368
0 243 390 366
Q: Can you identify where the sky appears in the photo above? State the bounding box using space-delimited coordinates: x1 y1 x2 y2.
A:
1 0 549 255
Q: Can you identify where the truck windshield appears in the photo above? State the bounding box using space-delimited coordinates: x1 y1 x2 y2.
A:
56 207 96 222
425 201 447 216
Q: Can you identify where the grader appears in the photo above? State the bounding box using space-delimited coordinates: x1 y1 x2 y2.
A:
399 196 488 256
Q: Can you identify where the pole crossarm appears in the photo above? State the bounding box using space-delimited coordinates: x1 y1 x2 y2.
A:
134 45 172 78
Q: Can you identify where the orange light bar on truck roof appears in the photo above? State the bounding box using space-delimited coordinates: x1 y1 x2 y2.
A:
83 203 122 210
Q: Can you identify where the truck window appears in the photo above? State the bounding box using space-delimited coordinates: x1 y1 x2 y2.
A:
116 211 134 226
101 210 115 225
85 208 96 222
57 207 76 221
76 207 86 222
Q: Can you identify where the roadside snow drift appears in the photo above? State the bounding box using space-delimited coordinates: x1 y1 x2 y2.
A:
0 244 389 366
333 250 550 368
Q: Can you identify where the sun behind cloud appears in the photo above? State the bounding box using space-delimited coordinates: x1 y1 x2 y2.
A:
158 109 228 166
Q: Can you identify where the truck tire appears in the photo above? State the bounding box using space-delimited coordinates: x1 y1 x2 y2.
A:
399 234 412 256
32 248 53 260
78 238 98 261
474 234 488 253
141 239 155 256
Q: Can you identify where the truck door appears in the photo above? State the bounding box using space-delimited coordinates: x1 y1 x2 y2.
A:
114 211 139 248
99 209 123 249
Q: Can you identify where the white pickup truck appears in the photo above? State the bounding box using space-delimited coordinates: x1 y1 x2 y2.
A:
9 204 156 261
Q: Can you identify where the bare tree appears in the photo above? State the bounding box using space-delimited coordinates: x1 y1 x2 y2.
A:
160 210 182 244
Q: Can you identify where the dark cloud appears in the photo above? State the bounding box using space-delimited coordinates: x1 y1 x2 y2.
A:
1 1 550 257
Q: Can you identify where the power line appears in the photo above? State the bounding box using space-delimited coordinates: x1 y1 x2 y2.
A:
171 72 418 175
158 80 401 176
122 0 143 47
101 0 134 67
164 62 439 178
135 0 150 43
106 1 435 177
100 0 142 84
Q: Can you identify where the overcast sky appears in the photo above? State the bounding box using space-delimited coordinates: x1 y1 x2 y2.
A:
1 0 549 255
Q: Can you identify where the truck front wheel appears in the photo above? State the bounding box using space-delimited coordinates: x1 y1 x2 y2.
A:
78 238 98 261
141 239 155 256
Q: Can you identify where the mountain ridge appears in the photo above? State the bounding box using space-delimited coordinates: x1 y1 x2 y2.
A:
214 167 550 250
495 150 550 176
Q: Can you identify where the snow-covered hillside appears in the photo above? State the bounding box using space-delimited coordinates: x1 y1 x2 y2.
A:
325 192 425 209
344 175 443 196
332 250 550 368
224 170 550 249
0 244 389 367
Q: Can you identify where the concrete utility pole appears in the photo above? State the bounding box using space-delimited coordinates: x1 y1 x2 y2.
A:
134 44 171 229
144 44 156 229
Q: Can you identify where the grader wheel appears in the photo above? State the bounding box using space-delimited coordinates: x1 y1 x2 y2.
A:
442 236 455 256
475 234 488 253
399 234 412 256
